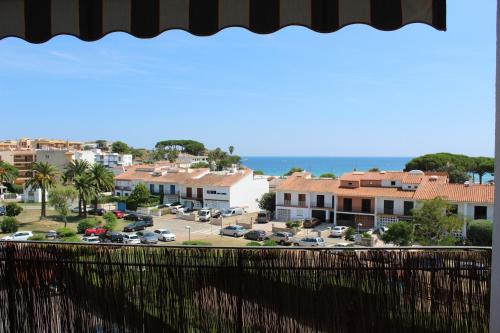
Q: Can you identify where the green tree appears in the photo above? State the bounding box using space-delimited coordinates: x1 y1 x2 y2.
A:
88 164 114 213
1 216 18 233
49 186 77 228
319 173 336 179
167 149 179 163
5 203 23 217
0 161 18 184
26 162 58 219
191 162 209 169
412 198 463 245
95 140 108 150
127 183 150 210
284 167 304 176
63 160 90 216
228 146 235 155
73 173 96 218
111 141 131 154
258 192 276 213
102 212 117 230
155 140 206 156
404 153 476 184
368 167 380 172
472 157 494 184
467 220 493 246
381 222 414 246
254 170 264 175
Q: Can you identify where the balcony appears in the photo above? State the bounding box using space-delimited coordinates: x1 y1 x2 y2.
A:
115 186 132 191
181 195 203 201
0 242 491 333
279 200 308 208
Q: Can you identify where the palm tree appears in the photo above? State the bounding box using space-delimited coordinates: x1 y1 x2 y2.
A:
63 160 90 216
228 146 235 155
89 164 114 213
0 161 18 184
73 173 96 218
25 162 58 219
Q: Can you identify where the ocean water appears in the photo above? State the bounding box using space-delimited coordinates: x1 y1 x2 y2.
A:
242 156 412 177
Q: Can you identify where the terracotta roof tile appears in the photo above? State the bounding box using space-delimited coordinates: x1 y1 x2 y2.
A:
414 182 494 204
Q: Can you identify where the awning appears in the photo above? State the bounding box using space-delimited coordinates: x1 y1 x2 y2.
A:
0 0 446 44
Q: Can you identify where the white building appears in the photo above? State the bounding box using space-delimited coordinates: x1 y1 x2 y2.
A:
94 151 133 168
175 153 209 168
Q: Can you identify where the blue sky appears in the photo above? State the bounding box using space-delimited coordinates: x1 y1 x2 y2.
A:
0 0 495 157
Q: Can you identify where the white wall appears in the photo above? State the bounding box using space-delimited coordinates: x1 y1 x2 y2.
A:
275 191 311 207
309 192 335 208
229 173 269 212
376 198 414 216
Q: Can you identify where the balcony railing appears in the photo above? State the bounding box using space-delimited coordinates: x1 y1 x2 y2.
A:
115 186 132 191
0 242 491 333
279 200 307 208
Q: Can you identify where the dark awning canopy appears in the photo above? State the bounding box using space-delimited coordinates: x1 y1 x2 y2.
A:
0 0 446 44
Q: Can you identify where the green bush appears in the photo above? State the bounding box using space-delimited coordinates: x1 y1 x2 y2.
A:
1 217 18 233
182 240 212 246
60 235 81 243
76 218 99 234
28 234 45 241
344 227 356 241
262 239 277 246
286 220 302 229
5 203 23 217
56 227 76 238
467 220 493 246
6 183 23 194
361 232 371 238
246 241 262 247
102 212 117 230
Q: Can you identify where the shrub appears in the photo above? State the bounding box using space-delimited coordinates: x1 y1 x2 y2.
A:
319 173 336 179
1 217 18 233
246 241 262 247
467 220 493 246
102 212 117 230
56 227 76 238
286 220 302 229
60 235 81 243
77 218 99 234
28 234 45 241
253 170 264 175
5 203 23 217
262 239 277 246
344 227 356 241
6 183 23 194
361 232 371 238
182 240 212 246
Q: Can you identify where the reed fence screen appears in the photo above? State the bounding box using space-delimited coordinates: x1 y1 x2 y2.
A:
0 242 491 333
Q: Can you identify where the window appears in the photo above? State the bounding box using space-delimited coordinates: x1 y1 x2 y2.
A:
170 185 176 195
390 181 396 186
159 185 164 193
343 198 352 212
332 196 335 208
207 190 217 194
316 195 325 208
298 194 306 206
384 200 394 215
186 187 192 197
404 201 414 216
474 206 487 220
297 209 303 217
361 199 371 213
149 184 155 193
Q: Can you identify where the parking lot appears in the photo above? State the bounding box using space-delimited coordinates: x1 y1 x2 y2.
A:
123 213 355 247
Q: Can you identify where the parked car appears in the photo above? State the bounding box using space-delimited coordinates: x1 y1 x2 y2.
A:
124 213 140 221
99 231 124 243
139 215 154 227
137 231 158 244
302 218 321 228
2 231 33 241
330 226 349 237
46 230 58 239
256 211 271 223
0 206 6 216
71 206 81 213
269 232 293 245
170 205 184 214
198 209 211 222
220 225 246 237
222 207 244 217
123 233 141 245
154 229 176 242
166 201 181 207
82 236 100 244
123 221 147 232
84 227 107 237
212 209 222 218
293 237 326 247
88 207 106 216
244 230 268 241
112 210 125 219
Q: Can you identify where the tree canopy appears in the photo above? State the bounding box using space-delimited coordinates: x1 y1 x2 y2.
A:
48 186 77 227
319 173 336 179
381 222 414 246
259 192 276 213
284 167 304 176
0 161 18 184
155 140 206 156
111 141 132 154
467 220 493 246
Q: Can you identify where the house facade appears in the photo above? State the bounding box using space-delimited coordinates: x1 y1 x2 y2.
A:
275 171 494 232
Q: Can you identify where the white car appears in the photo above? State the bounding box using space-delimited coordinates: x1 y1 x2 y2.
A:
292 237 326 247
170 205 184 214
198 209 211 222
2 231 33 241
330 226 349 237
220 225 246 237
123 234 141 245
82 236 100 244
222 207 244 217
154 229 176 242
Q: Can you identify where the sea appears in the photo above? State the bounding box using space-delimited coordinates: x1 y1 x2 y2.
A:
241 156 412 177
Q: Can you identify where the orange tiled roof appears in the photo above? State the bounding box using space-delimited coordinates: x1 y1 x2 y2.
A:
115 166 208 183
183 169 252 187
414 182 494 204
276 172 338 193
334 186 416 199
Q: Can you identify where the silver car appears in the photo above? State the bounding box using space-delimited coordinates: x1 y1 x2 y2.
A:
220 225 246 237
293 237 326 247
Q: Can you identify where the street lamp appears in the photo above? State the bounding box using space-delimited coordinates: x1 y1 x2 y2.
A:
185 226 191 241
357 223 363 236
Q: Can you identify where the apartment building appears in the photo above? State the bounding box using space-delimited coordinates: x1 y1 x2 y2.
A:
275 171 494 231
0 150 36 184
35 150 95 171
115 165 269 212
33 138 83 150
175 153 209 168
95 152 133 168
0 138 32 151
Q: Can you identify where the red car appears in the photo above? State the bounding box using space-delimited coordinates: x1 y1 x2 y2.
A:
84 227 107 237
112 210 125 219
